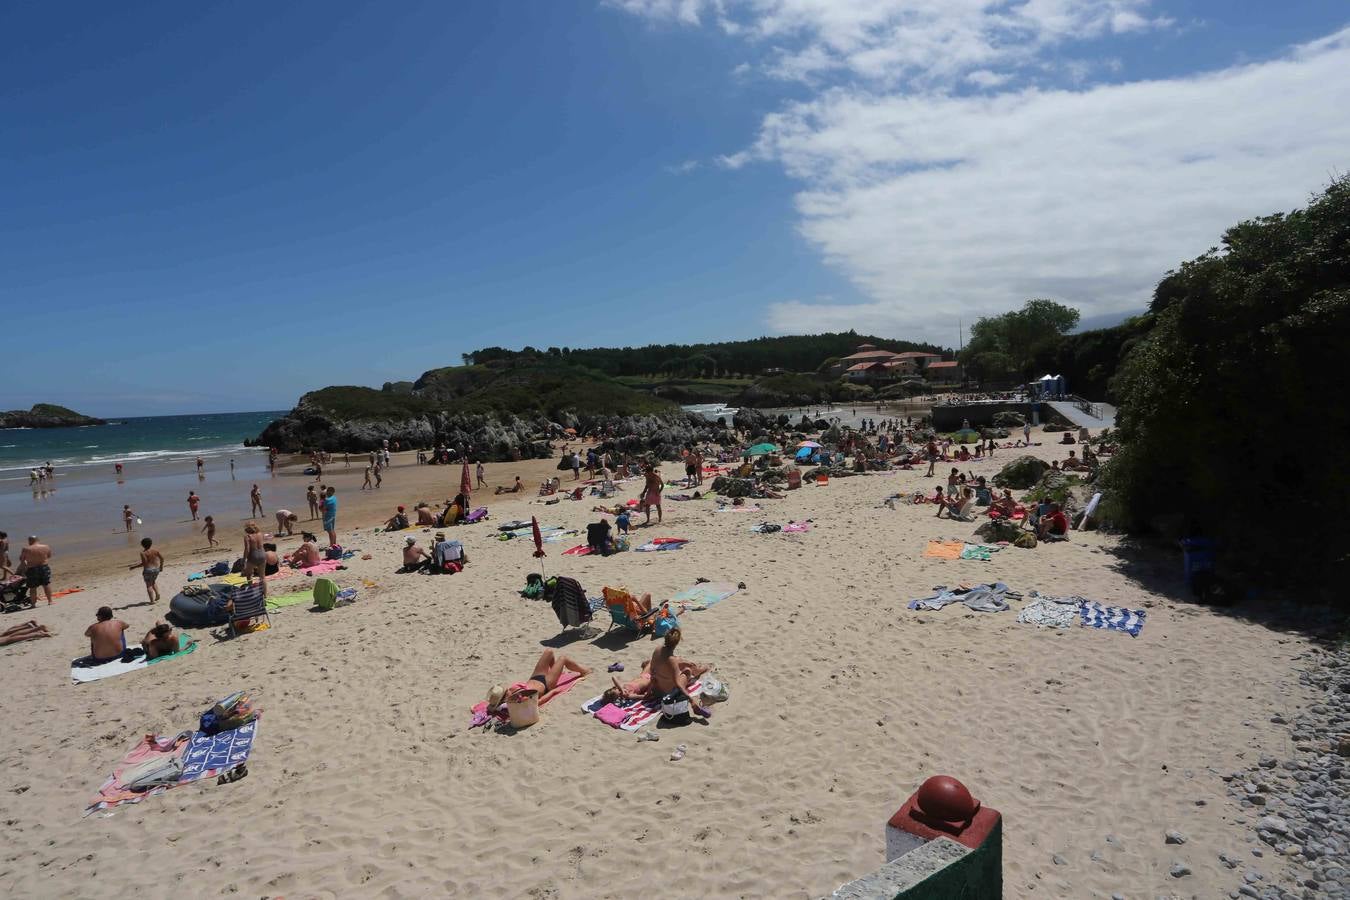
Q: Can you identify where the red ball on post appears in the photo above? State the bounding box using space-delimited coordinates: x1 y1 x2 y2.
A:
915 775 978 823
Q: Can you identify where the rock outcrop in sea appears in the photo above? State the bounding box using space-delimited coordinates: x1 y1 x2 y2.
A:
0 404 106 429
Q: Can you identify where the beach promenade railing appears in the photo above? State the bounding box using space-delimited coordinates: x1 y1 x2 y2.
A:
1066 394 1103 419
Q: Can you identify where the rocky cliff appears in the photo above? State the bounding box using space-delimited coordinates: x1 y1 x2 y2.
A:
0 404 107 429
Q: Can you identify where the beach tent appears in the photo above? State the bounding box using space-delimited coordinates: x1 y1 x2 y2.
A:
745 443 780 456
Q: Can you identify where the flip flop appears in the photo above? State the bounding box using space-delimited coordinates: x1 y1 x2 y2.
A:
670 744 687 761
637 731 659 742
607 662 624 672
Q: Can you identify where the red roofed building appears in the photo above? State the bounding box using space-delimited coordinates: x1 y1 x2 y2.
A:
925 360 963 382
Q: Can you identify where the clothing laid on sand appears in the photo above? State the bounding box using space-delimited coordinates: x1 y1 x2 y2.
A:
908 582 1019 613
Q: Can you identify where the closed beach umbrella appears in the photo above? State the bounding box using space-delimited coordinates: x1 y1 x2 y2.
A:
746 443 780 456
531 516 546 559
460 459 472 498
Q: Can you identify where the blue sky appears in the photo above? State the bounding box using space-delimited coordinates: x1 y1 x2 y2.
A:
2 1 1347 416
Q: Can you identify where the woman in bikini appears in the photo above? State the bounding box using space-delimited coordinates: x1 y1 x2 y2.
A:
487 649 591 708
242 522 267 596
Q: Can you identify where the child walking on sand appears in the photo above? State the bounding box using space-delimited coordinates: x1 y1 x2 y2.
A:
202 515 218 547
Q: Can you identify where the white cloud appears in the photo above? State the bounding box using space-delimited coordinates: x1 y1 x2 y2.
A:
966 69 1012 88
752 28 1350 338
664 159 702 174
609 0 1175 86
607 1 1350 342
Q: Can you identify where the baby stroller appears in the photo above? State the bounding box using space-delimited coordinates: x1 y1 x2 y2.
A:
1 575 34 613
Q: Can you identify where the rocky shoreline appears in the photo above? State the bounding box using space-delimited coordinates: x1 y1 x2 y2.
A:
1216 634 1350 899
251 403 773 461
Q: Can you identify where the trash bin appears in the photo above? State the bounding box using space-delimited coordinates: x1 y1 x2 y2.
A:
1181 538 1217 582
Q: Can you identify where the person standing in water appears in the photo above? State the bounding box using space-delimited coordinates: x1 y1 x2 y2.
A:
187 491 201 521
122 505 136 532
250 484 263 517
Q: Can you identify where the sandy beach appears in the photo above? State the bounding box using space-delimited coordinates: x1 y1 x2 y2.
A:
0 433 1317 898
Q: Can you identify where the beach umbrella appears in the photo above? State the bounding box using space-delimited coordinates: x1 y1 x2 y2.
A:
531 515 547 579
531 516 546 558
796 440 822 449
460 459 472 499
745 443 780 456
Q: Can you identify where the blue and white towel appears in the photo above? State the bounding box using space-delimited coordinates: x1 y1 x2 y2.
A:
180 720 258 782
1080 601 1146 637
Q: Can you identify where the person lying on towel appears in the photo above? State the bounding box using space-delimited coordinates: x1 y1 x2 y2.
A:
487 649 591 708
141 622 181 659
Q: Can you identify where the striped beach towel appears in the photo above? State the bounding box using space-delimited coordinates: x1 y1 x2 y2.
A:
1080 601 1146 637
581 680 704 732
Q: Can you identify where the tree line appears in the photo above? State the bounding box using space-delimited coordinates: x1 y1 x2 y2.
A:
463 332 949 379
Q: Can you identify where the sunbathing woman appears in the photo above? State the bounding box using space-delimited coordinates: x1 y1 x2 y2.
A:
0 620 54 646
488 649 591 706
602 657 709 704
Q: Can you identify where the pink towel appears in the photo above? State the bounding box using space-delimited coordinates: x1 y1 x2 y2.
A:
562 545 593 556
583 680 704 731
468 671 586 724
298 559 342 575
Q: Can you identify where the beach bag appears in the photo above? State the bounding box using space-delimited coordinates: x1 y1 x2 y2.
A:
324 544 344 560
199 691 256 735
1014 532 1037 549
506 687 540 729
660 690 691 725
700 677 729 704
652 610 679 638
522 573 544 598
207 561 230 576
313 577 338 610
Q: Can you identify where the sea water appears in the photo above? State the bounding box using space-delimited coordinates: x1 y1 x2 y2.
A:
0 411 284 556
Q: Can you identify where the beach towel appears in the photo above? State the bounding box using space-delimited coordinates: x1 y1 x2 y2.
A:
1080 601 1146 637
1016 592 1084 629
923 540 965 560
296 559 343 576
562 545 594 556
51 587 84 599
581 679 704 732
71 635 198 684
468 671 585 727
85 719 258 815
714 505 762 513
634 539 690 552
220 569 295 587
670 582 738 609
465 507 489 523
908 583 1017 613
782 521 812 533
265 589 313 610
960 544 998 561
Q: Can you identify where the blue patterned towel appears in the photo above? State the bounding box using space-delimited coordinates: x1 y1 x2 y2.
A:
1080 601 1146 637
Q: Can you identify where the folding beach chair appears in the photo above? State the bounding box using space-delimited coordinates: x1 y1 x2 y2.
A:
227 583 271 637
601 587 662 635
